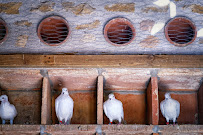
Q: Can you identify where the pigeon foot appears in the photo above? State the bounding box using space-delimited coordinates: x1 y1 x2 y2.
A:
109 122 113 124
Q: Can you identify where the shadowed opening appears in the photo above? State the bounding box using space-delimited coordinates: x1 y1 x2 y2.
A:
104 18 135 46
165 17 196 47
0 19 7 43
38 16 69 46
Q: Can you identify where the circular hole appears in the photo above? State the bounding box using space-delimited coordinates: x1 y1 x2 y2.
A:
165 17 197 47
104 18 135 46
37 16 70 46
0 19 8 44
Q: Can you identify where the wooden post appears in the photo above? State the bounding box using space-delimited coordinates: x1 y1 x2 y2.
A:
198 81 203 124
97 75 104 124
147 77 159 125
41 77 52 124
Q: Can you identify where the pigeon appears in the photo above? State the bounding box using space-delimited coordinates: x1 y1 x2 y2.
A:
160 93 180 125
55 88 74 124
103 93 124 124
0 95 17 124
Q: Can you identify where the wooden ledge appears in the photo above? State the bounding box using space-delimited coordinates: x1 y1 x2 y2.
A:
0 125 202 134
0 54 202 68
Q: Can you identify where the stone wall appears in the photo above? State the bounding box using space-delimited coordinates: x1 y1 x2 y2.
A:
0 0 202 54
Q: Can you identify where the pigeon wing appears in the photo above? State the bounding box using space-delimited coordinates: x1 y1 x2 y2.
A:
176 101 180 118
11 104 17 116
160 100 165 117
55 96 60 119
121 103 124 119
103 101 108 117
69 98 74 119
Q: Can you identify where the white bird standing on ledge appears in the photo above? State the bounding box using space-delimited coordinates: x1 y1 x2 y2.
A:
103 93 124 124
160 93 180 125
55 88 74 125
0 95 17 124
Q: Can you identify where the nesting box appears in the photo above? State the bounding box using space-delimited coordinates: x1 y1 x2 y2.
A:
0 69 42 124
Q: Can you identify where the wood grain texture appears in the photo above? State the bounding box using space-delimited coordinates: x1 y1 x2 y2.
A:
198 81 203 124
41 77 52 124
0 54 202 68
0 125 202 134
97 76 104 124
147 77 159 125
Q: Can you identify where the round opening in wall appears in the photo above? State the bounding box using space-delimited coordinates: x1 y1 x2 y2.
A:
0 19 8 44
37 16 70 46
165 17 197 47
104 18 135 46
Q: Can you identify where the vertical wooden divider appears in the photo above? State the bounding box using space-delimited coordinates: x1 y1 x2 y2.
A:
147 77 159 125
198 81 203 124
97 75 104 124
41 77 52 124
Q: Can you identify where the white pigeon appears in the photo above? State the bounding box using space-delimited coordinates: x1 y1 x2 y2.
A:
160 93 180 125
0 95 17 124
103 93 124 124
55 88 74 124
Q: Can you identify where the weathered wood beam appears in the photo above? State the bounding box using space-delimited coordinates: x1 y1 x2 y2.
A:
41 77 52 124
198 80 203 124
97 75 104 124
147 77 159 125
0 125 202 134
0 54 202 68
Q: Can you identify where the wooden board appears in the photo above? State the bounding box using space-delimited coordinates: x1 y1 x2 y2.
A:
0 125 202 135
97 76 103 124
199 81 203 124
147 77 159 125
41 77 52 124
0 54 202 68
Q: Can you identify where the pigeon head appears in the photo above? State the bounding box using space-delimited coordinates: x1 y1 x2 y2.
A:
0 95 8 103
62 88 69 95
165 92 171 99
108 93 115 100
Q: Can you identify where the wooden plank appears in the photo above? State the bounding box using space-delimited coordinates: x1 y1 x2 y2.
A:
1 125 40 135
0 54 202 68
41 77 52 124
97 75 104 124
158 125 203 134
44 125 154 134
147 77 159 125
0 125 202 134
199 81 203 124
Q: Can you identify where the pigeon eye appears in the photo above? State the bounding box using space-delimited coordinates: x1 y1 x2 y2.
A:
2 97 4 99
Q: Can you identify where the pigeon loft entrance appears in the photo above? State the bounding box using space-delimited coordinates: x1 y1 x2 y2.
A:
0 69 42 124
